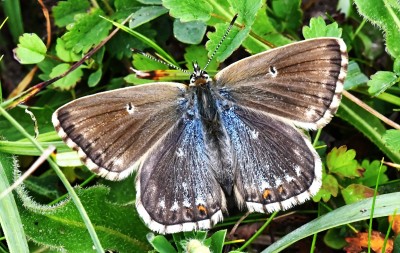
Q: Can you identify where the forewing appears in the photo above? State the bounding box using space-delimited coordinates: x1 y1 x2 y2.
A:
52 83 187 180
214 38 348 129
218 104 321 213
136 115 226 234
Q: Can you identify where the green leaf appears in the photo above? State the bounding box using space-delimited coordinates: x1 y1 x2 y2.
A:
206 24 250 63
147 233 177 253
356 160 388 187
323 227 347 250
302 16 342 39
13 33 47 64
20 186 151 252
107 23 157 59
337 97 400 163
55 38 81 62
62 8 112 53
394 57 400 75
326 146 360 178
354 0 400 58
383 129 400 151
52 0 90 27
132 54 169 70
342 184 375 204
129 6 169 29
264 192 400 252
206 0 261 61
344 61 369 90
271 0 302 33
207 230 226 253
228 0 262 26
50 63 84 90
313 168 339 202
88 68 102 87
367 71 399 96
242 5 292 54
162 0 213 22
173 19 207 44
184 45 219 71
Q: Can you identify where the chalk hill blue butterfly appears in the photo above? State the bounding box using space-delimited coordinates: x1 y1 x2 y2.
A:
52 37 348 234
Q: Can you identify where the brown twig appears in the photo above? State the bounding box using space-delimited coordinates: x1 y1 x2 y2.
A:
343 90 400 130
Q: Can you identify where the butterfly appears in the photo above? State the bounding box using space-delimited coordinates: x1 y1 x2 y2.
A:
52 37 348 234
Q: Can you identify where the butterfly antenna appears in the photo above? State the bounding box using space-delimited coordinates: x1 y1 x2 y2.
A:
131 49 189 74
203 14 238 71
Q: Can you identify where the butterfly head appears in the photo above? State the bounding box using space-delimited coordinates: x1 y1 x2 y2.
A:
189 62 211 87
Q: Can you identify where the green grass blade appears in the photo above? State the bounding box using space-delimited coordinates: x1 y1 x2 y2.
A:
263 192 400 252
2 0 24 43
0 153 29 253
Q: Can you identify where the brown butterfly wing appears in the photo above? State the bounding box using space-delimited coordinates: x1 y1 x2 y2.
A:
52 83 188 180
214 38 348 130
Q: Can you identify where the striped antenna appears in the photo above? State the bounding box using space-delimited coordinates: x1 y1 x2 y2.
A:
131 49 189 74
203 14 238 71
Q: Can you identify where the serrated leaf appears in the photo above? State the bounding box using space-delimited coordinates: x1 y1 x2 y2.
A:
129 6 168 29
20 186 150 252
55 38 81 62
62 8 112 53
342 184 375 204
313 168 339 202
184 45 219 71
354 0 400 58
383 129 400 151
228 0 262 26
344 61 369 90
53 0 90 27
173 19 207 44
13 33 47 64
302 16 342 39
326 146 360 178
113 0 142 19
162 0 212 22
206 24 250 62
356 160 388 187
50 63 84 90
367 71 399 96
